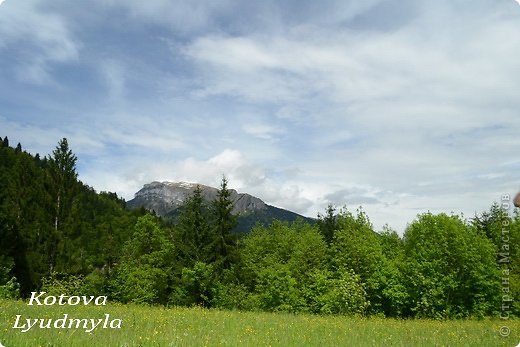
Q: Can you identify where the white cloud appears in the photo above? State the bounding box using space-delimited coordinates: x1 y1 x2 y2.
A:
80 148 318 219
0 0 79 84
178 1 520 231
3 0 520 234
0 116 103 156
100 60 126 102
242 123 284 140
101 126 185 152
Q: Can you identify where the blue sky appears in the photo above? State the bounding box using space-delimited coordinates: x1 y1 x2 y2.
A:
1 0 520 233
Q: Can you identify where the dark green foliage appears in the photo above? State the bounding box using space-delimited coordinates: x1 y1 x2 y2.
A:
508 212 520 316
329 208 393 315
300 268 369 315
330 208 384 278
473 203 507 249
208 176 238 270
327 268 369 315
40 272 86 296
234 219 372 314
167 177 241 307
402 213 500 318
375 226 408 317
210 275 251 310
317 204 338 244
0 142 52 293
233 205 315 233
0 277 20 299
46 138 78 273
0 135 515 319
378 226 404 261
0 137 144 296
167 203 314 233
240 220 329 313
0 255 20 299
474 206 520 316
0 256 14 284
112 215 174 304
169 261 216 307
174 185 212 267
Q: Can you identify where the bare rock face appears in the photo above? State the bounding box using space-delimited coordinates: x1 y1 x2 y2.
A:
126 181 267 216
514 192 520 208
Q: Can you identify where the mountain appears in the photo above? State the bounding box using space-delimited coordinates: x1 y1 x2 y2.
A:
126 181 314 232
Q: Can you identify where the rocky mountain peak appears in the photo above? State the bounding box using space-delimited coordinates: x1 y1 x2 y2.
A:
127 181 267 216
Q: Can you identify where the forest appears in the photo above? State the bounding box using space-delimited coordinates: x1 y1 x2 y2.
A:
0 137 518 319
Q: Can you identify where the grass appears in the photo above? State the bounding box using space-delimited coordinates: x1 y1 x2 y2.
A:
0 298 518 346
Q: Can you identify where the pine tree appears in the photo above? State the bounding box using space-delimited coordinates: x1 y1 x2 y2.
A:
46 138 78 273
317 204 338 244
176 185 211 266
209 176 238 270
0 145 50 294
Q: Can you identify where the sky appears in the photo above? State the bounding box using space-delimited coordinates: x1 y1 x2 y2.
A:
1 0 519 233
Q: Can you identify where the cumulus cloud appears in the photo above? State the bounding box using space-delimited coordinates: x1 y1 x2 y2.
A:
80 147 321 219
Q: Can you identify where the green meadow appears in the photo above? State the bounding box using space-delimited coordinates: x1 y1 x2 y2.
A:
0 299 518 347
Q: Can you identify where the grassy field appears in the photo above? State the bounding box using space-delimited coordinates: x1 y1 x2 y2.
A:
0 298 518 347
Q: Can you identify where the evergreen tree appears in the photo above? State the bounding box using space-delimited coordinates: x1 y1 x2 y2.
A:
210 176 238 270
472 202 506 250
317 204 338 244
175 185 212 267
0 144 50 293
46 138 78 273
0 136 146 296
2 136 8 148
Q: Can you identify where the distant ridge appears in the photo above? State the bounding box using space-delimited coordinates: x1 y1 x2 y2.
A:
126 181 314 232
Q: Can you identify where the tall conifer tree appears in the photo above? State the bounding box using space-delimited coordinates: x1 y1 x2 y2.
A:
317 204 338 244
210 176 237 270
176 185 211 266
47 138 77 272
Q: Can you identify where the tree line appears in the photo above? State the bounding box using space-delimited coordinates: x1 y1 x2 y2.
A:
0 137 518 319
